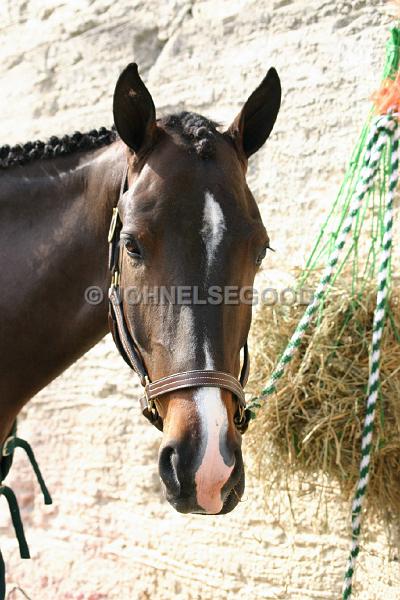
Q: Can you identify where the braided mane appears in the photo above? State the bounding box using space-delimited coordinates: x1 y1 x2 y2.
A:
0 112 219 169
0 126 117 169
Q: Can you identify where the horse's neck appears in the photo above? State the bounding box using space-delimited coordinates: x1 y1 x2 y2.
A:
0 142 125 441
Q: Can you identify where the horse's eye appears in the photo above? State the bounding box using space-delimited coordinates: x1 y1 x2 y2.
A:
256 243 274 266
122 236 142 258
256 247 267 266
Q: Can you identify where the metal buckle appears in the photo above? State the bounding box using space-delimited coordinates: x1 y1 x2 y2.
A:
2 436 15 457
234 404 245 425
111 270 120 288
108 207 119 243
144 376 154 411
234 403 250 433
143 376 163 430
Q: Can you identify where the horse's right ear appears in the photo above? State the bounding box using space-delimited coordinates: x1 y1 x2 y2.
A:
113 63 156 154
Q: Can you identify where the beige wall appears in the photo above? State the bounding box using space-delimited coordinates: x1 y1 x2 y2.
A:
1 1 399 599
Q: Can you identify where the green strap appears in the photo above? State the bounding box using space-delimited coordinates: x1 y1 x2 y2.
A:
0 425 52 593
0 486 30 559
11 439 52 505
2 436 52 506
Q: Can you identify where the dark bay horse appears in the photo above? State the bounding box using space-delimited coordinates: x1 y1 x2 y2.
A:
0 64 280 515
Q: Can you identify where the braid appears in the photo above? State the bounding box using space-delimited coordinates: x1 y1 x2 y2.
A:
160 112 218 159
0 126 117 169
1 112 221 168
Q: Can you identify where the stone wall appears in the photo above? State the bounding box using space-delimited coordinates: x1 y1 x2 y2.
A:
1 1 400 599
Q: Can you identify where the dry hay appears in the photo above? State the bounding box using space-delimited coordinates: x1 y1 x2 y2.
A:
246 280 400 520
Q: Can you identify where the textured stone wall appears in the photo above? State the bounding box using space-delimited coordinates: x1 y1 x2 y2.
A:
1 1 400 599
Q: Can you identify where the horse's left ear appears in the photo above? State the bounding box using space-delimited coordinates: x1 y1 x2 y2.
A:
113 63 156 154
226 68 281 159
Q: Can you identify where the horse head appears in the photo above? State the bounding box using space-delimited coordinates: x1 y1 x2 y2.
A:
112 63 281 514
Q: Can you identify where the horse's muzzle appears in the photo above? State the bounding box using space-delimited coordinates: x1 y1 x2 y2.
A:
158 442 245 515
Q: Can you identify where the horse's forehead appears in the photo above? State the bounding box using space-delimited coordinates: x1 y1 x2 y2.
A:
138 133 242 190
132 152 243 223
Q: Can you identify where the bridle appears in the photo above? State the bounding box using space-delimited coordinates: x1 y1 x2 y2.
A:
107 166 251 434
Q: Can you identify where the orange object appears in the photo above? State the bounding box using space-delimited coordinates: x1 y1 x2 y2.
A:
372 71 400 114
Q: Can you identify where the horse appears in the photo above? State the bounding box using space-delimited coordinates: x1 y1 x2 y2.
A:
0 63 281 516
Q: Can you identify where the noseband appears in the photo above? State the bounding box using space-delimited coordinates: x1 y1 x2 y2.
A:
107 166 251 434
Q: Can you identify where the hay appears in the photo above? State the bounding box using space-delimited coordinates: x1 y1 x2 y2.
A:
247 279 400 520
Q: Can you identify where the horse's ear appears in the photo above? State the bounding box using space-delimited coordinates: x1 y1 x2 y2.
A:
226 68 281 159
113 63 156 154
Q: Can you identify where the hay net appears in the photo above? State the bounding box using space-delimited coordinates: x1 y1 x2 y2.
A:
246 25 400 522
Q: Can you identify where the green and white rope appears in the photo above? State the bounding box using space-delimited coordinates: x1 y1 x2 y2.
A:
342 114 400 600
247 113 399 599
247 114 395 416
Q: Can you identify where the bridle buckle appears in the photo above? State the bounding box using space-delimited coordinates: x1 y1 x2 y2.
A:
144 376 158 415
111 270 120 289
143 375 152 407
108 207 119 243
234 403 250 434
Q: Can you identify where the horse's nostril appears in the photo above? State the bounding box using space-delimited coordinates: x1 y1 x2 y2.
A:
158 445 181 496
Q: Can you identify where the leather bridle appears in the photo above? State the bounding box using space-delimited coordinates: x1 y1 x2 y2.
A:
107 166 251 434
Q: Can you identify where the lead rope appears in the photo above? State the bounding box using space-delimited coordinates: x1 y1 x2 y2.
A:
0 425 52 599
246 112 399 598
342 116 399 599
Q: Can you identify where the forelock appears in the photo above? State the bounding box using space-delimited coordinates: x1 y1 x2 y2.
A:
159 111 219 159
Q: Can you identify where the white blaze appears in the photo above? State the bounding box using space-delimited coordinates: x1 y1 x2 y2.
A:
172 192 231 513
194 340 233 514
201 190 226 274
